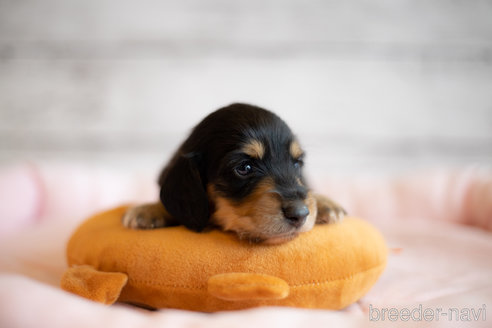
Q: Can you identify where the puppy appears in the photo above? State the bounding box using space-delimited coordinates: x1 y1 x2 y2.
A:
122 103 346 244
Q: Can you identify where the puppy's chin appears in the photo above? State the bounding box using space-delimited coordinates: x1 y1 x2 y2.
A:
220 216 315 245
230 229 298 245
259 232 299 245
252 218 316 245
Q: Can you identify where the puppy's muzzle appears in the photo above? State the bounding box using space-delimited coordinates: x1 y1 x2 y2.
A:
282 200 309 228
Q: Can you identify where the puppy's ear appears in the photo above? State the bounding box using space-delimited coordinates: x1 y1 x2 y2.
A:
159 153 210 231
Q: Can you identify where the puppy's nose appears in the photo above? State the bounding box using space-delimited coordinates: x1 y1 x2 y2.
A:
282 201 309 228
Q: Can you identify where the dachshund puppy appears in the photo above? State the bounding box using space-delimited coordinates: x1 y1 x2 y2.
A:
122 103 346 244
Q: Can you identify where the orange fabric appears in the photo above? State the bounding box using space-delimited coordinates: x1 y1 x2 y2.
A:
61 206 387 311
207 273 290 301
60 265 128 305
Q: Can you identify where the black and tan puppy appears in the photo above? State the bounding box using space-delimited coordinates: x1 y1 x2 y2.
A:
122 103 346 244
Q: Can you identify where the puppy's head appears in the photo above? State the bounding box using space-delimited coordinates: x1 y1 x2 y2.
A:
159 103 316 244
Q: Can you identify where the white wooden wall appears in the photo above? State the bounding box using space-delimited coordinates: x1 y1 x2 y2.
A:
1 0 491 178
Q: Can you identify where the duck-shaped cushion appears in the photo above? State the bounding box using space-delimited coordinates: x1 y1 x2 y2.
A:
61 206 387 311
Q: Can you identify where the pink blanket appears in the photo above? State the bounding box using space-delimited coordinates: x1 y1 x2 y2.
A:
1 163 491 327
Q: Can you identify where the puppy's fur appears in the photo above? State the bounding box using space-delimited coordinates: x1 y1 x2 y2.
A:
122 103 346 244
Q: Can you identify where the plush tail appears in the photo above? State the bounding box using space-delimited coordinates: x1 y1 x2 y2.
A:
61 265 128 305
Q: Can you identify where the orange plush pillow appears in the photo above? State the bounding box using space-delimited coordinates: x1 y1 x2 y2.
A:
61 206 387 311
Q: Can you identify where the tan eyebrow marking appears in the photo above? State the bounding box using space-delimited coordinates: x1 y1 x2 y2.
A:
241 139 265 159
289 140 304 159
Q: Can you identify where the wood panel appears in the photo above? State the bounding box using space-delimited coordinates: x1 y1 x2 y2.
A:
0 0 491 175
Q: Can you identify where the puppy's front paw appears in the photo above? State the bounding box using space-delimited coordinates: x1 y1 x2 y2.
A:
315 194 347 224
122 204 167 229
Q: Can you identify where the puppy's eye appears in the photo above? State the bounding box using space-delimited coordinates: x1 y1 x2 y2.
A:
294 158 304 169
235 162 253 177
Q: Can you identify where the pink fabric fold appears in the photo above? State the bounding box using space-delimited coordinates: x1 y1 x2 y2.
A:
0 163 159 237
313 166 492 231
